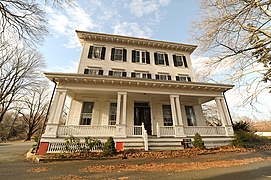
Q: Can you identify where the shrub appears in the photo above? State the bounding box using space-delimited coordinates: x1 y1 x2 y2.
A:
233 121 251 132
192 133 205 149
64 136 81 153
84 137 102 152
103 137 116 156
232 130 264 148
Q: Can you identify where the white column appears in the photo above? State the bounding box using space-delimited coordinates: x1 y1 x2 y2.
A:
116 92 122 125
47 91 61 123
220 99 232 125
215 97 227 126
52 90 67 124
122 92 127 125
175 96 183 126
170 95 178 126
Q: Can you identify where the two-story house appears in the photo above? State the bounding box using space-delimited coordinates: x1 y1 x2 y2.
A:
39 31 234 153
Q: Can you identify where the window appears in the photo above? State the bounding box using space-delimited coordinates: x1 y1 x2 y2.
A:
87 45 106 60
132 50 150 64
108 103 117 125
176 75 191 82
111 48 127 62
84 68 103 75
185 106 197 126
163 105 173 126
131 72 151 79
114 49 123 61
154 52 169 66
108 70 127 77
173 55 188 68
80 102 94 125
155 74 171 80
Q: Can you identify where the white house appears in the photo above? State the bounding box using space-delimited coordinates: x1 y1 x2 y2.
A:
39 31 234 153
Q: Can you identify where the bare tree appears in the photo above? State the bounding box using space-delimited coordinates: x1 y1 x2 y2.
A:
19 83 49 140
0 43 44 123
192 0 271 104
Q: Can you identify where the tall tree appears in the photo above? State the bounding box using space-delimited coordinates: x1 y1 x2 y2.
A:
0 43 44 123
192 0 271 104
19 83 49 140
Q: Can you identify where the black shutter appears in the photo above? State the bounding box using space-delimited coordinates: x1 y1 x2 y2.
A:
84 69 89 74
111 48 115 61
176 76 180 81
183 56 188 68
146 52 150 64
123 49 127 62
132 50 136 63
165 54 169 66
154 53 158 65
147 73 152 79
173 55 177 67
155 74 159 80
167 75 171 80
88 46 94 59
122 71 127 77
131 72 136 77
109 70 113 76
98 70 103 75
187 77 191 82
101 47 106 60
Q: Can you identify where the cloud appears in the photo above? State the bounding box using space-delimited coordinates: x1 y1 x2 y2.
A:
46 60 79 73
113 21 153 38
126 0 170 17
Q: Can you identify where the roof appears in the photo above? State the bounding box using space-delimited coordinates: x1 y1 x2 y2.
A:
76 30 197 53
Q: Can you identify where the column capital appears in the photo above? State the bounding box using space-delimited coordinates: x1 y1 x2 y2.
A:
215 96 224 100
117 91 127 95
170 94 179 98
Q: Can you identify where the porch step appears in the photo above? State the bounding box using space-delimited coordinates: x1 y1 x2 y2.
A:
148 137 184 150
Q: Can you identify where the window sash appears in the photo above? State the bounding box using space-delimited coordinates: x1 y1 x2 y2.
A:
159 74 167 80
93 47 102 59
162 105 173 126
135 51 140 62
109 103 117 125
176 56 183 66
157 53 165 65
113 71 122 77
141 52 146 63
114 49 123 61
80 102 94 125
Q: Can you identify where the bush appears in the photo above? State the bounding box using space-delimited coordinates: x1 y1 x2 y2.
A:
64 136 81 153
192 133 205 149
103 137 116 156
84 137 102 152
233 121 251 132
232 130 264 148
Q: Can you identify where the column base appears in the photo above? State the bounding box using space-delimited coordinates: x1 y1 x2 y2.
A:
114 124 127 138
42 123 59 138
175 125 186 138
225 125 234 136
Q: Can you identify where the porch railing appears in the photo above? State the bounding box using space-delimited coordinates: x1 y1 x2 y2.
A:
183 126 226 136
159 126 175 137
126 125 143 136
57 125 116 137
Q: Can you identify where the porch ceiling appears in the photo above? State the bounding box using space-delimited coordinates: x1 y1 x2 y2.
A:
44 72 233 100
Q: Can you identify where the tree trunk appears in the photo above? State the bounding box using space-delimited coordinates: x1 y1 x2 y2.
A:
25 133 32 141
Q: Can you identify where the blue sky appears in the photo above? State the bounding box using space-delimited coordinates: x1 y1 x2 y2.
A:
39 0 271 120
40 0 199 72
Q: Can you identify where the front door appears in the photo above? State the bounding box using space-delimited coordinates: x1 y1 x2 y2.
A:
134 102 152 135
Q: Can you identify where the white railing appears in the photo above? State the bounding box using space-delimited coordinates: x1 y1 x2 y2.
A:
126 125 143 136
47 142 105 153
57 125 116 137
184 126 226 136
159 126 175 137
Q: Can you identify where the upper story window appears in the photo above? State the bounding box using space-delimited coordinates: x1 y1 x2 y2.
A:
111 48 127 62
84 68 103 75
154 52 169 66
176 75 191 82
173 55 188 68
132 50 150 64
88 45 106 60
155 73 171 81
108 70 127 77
131 72 152 79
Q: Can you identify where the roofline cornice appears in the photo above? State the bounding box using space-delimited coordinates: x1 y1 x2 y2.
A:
44 72 234 92
76 30 197 53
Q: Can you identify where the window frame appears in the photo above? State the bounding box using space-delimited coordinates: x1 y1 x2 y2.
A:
108 102 117 125
176 75 191 82
114 48 123 61
80 102 94 125
162 105 173 126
